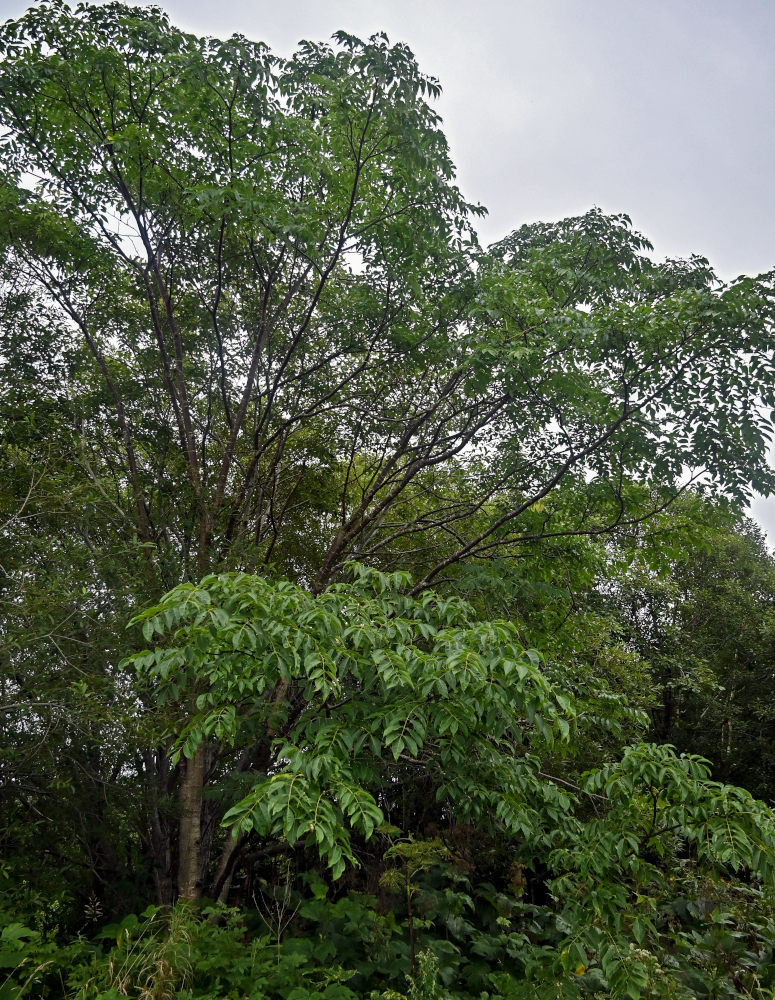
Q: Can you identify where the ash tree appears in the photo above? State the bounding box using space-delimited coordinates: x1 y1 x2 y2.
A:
1 0 775 914
1 2 773 595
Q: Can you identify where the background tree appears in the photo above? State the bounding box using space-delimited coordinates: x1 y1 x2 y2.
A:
599 510 775 801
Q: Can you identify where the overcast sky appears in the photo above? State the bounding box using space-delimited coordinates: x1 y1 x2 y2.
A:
3 0 775 538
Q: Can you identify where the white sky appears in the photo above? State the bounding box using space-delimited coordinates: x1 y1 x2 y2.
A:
2 0 775 539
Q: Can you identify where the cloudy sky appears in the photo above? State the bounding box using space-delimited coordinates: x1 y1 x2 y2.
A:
2 0 775 536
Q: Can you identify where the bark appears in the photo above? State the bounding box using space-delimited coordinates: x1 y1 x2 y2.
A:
140 749 175 905
177 743 205 901
212 832 247 904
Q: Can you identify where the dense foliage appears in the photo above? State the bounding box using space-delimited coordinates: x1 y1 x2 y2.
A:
2 3 775 997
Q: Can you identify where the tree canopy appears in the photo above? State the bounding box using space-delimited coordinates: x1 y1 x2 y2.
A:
1 1 774 593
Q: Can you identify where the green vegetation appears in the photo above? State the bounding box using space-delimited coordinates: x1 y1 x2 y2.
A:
2 3 775 996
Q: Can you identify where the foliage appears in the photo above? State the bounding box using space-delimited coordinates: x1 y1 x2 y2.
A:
1 1 774 596
608 513 775 800
0 902 361 1000
2 817 775 999
1 3 775 997
123 569 775 997
126 566 576 880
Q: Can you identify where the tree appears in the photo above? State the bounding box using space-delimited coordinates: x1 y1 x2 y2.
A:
0 289 152 913
599 510 775 801
1 1 775 905
127 566 575 898
128 569 775 998
1 3 774 590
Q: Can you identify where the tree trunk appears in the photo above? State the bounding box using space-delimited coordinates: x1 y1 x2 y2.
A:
212 832 247 904
140 748 175 905
177 744 205 900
